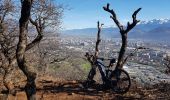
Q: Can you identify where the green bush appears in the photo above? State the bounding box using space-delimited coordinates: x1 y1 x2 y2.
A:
82 62 91 72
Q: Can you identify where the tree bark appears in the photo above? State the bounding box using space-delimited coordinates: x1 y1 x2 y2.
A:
116 33 127 68
16 0 36 100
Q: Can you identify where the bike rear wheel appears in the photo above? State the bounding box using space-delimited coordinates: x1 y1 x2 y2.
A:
111 69 131 94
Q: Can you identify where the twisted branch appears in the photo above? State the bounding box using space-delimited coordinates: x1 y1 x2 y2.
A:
103 3 141 34
103 3 141 69
103 4 123 31
85 21 103 65
94 21 103 58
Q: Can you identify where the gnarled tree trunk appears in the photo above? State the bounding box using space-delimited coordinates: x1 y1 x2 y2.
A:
16 0 36 100
116 34 127 68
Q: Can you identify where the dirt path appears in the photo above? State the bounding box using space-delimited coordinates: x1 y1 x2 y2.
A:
0 80 119 100
0 76 170 100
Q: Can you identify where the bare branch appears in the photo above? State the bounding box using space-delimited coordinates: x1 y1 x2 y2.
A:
94 21 103 58
85 52 94 65
132 8 141 22
85 21 103 66
0 0 15 23
26 16 43 50
26 0 63 51
103 3 123 32
26 34 43 50
125 8 141 33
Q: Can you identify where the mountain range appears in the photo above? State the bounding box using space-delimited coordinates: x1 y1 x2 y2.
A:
61 19 170 41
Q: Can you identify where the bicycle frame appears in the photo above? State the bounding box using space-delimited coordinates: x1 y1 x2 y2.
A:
95 59 114 84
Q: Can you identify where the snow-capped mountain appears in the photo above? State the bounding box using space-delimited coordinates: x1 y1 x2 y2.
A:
62 19 170 41
136 18 170 31
139 19 170 25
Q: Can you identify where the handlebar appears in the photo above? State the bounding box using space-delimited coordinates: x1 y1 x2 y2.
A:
97 57 113 61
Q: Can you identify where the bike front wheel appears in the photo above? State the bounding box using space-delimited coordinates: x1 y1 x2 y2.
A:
111 69 131 94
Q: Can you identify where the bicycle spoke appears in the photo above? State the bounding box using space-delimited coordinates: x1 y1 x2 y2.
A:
111 69 131 94
120 77 129 81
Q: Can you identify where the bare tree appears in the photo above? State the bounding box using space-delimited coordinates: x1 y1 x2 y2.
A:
103 3 141 69
16 0 36 99
85 21 103 81
27 0 63 74
0 0 63 98
94 21 103 60
16 0 63 99
0 0 18 94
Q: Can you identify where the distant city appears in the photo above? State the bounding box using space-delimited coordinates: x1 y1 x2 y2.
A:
55 36 170 67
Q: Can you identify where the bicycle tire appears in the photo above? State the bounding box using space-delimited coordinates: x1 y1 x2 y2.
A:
111 69 131 94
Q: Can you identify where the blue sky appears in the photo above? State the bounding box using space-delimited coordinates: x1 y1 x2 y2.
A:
56 0 170 29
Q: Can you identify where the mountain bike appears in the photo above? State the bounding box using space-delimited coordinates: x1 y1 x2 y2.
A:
84 47 146 94
83 57 131 94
